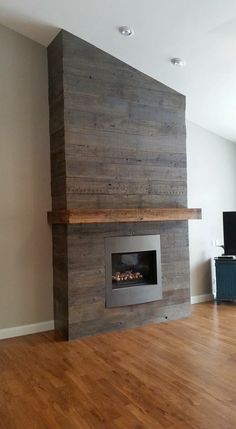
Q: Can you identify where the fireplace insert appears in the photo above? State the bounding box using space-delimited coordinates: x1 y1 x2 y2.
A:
111 250 157 288
105 235 162 307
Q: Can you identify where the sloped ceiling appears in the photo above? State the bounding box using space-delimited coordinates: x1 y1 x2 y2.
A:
1 0 236 141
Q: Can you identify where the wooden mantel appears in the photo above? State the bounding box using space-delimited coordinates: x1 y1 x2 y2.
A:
47 208 202 225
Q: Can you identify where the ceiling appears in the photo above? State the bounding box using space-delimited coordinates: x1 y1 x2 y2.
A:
1 0 236 141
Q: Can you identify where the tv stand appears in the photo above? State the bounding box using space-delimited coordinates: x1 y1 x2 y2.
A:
215 257 236 302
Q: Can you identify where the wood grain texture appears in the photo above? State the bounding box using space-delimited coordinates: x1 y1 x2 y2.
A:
48 30 188 211
52 225 69 339
1 303 236 429
67 221 190 339
47 30 193 339
48 208 202 224
48 32 66 210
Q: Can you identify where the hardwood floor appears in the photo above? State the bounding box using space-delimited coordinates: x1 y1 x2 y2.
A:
1 302 236 428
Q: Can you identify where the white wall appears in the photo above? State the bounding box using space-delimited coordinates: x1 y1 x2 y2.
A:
0 24 53 330
187 121 236 298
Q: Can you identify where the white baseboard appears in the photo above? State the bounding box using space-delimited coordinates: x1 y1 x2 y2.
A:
191 294 214 305
0 320 55 340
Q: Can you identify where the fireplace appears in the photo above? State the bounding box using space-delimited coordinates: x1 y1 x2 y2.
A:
48 30 194 339
105 235 162 307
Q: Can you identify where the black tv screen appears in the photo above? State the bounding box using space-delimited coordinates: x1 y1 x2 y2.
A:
223 212 236 255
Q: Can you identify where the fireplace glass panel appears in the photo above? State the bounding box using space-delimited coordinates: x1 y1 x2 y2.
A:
112 251 157 289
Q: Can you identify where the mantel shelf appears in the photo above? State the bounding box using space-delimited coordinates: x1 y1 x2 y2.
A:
47 208 202 225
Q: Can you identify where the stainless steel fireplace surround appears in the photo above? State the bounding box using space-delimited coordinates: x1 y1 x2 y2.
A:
105 235 162 307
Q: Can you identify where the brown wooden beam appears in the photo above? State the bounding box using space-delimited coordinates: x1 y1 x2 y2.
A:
47 208 202 225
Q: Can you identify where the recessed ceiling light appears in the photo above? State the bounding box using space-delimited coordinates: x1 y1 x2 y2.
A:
170 58 186 67
119 26 134 37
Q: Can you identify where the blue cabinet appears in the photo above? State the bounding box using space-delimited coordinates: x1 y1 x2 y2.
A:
215 259 236 302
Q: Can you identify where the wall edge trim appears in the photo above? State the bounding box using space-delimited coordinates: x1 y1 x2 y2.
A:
0 320 55 340
191 294 213 305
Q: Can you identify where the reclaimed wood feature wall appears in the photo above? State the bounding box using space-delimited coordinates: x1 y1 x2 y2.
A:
48 30 191 340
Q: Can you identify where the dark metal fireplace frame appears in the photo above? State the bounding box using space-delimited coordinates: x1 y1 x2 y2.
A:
105 235 162 308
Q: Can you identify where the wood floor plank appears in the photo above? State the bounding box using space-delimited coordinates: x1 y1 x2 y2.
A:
1 303 236 428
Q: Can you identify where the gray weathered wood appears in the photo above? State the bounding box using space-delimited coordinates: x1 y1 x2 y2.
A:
47 30 191 340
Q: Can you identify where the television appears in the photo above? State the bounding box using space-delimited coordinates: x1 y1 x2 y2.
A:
223 212 236 255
